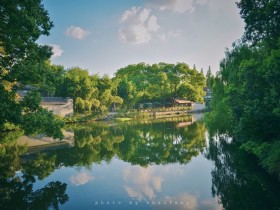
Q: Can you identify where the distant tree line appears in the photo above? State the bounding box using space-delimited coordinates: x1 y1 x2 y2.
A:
44 61 206 113
115 62 206 109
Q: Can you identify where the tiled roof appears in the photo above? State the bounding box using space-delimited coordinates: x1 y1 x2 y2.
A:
41 97 70 105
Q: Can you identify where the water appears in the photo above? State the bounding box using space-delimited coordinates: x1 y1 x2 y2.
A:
1 115 279 210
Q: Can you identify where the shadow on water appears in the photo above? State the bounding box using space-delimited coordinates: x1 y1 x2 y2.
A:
205 114 280 210
0 143 69 210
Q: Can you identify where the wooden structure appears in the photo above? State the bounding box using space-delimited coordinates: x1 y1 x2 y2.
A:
173 99 193 107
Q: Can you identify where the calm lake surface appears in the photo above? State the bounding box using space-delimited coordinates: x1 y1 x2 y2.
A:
1 115 280 210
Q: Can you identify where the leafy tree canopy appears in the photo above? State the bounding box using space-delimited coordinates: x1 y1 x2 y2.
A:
208 0 280 178
0 0 63 139
115 62 206 108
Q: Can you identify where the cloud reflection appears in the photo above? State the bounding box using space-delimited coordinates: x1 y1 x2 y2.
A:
123 166 163 200
70 172 94 186
152 193 222 210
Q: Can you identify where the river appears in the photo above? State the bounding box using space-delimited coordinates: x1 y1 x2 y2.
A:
0 115 279 210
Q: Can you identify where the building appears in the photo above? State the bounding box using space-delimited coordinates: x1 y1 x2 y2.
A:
204 88 212 109
16 86 73 117
41 97 73 117
173 99 193 108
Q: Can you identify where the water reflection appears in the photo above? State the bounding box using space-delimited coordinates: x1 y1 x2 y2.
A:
70 172 94 186
206 135 280 210
19 116 206 170
123 166 163 200
0 144 69 210
1 116 209 209
2 115 279 209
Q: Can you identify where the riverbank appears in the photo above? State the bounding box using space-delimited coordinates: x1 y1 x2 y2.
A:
16 112 204 152
66 103 207 123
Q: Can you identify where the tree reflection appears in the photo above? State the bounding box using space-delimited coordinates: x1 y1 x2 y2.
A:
17 117 206 177
116 120 206 166
1 117 207 209
36 117 207 168
205 135 280 210
0 142 69 210
18 117 207 178
0 176 68 210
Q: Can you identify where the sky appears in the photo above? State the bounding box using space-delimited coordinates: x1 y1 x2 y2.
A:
39 0 245 76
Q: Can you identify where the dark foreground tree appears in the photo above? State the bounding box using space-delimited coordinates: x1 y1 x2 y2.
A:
208 0 280 178
0 0 63 139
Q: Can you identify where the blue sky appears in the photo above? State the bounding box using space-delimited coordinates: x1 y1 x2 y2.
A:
39 0 244 76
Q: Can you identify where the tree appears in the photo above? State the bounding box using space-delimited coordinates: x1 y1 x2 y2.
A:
60 67 97 113
0 0 64 139
206 66 214 88
207 0 280 177
42 62 66 97
117 76 139 109
237 0 280 47
115 62 206 108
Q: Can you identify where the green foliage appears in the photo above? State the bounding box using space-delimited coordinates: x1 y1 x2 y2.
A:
20 91 42 112
0 0 64 139
0 0 53 70
0 143 27 178
21 108 64 139
206 66 215 88
208 0 280 178
209 41 280 177
205 135 280 209
241 140 280 178
115 62 206 108
28 118 206 168
58 67 122 114
0 130 24 144
42 62 66 96
237 0 280 47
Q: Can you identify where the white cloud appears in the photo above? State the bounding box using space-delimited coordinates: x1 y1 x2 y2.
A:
147 15 160 32
145 0 211 13
119 7 160 44
197 0 209 4
146 0 193 13
70 172 94 186
121 7 138 22
158 33 167 41
50 44 63 58
155 193 198 210
158 30 182 41
123 166 164 200
138 8 151 23
65 25 90 39
154 194 223 210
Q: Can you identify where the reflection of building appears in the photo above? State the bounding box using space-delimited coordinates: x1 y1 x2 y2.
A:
176 116 194 128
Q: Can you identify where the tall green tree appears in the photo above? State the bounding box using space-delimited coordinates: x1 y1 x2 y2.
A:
206 66 214 88
208 0 280 177
237 0 280 47
0 0 63 139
